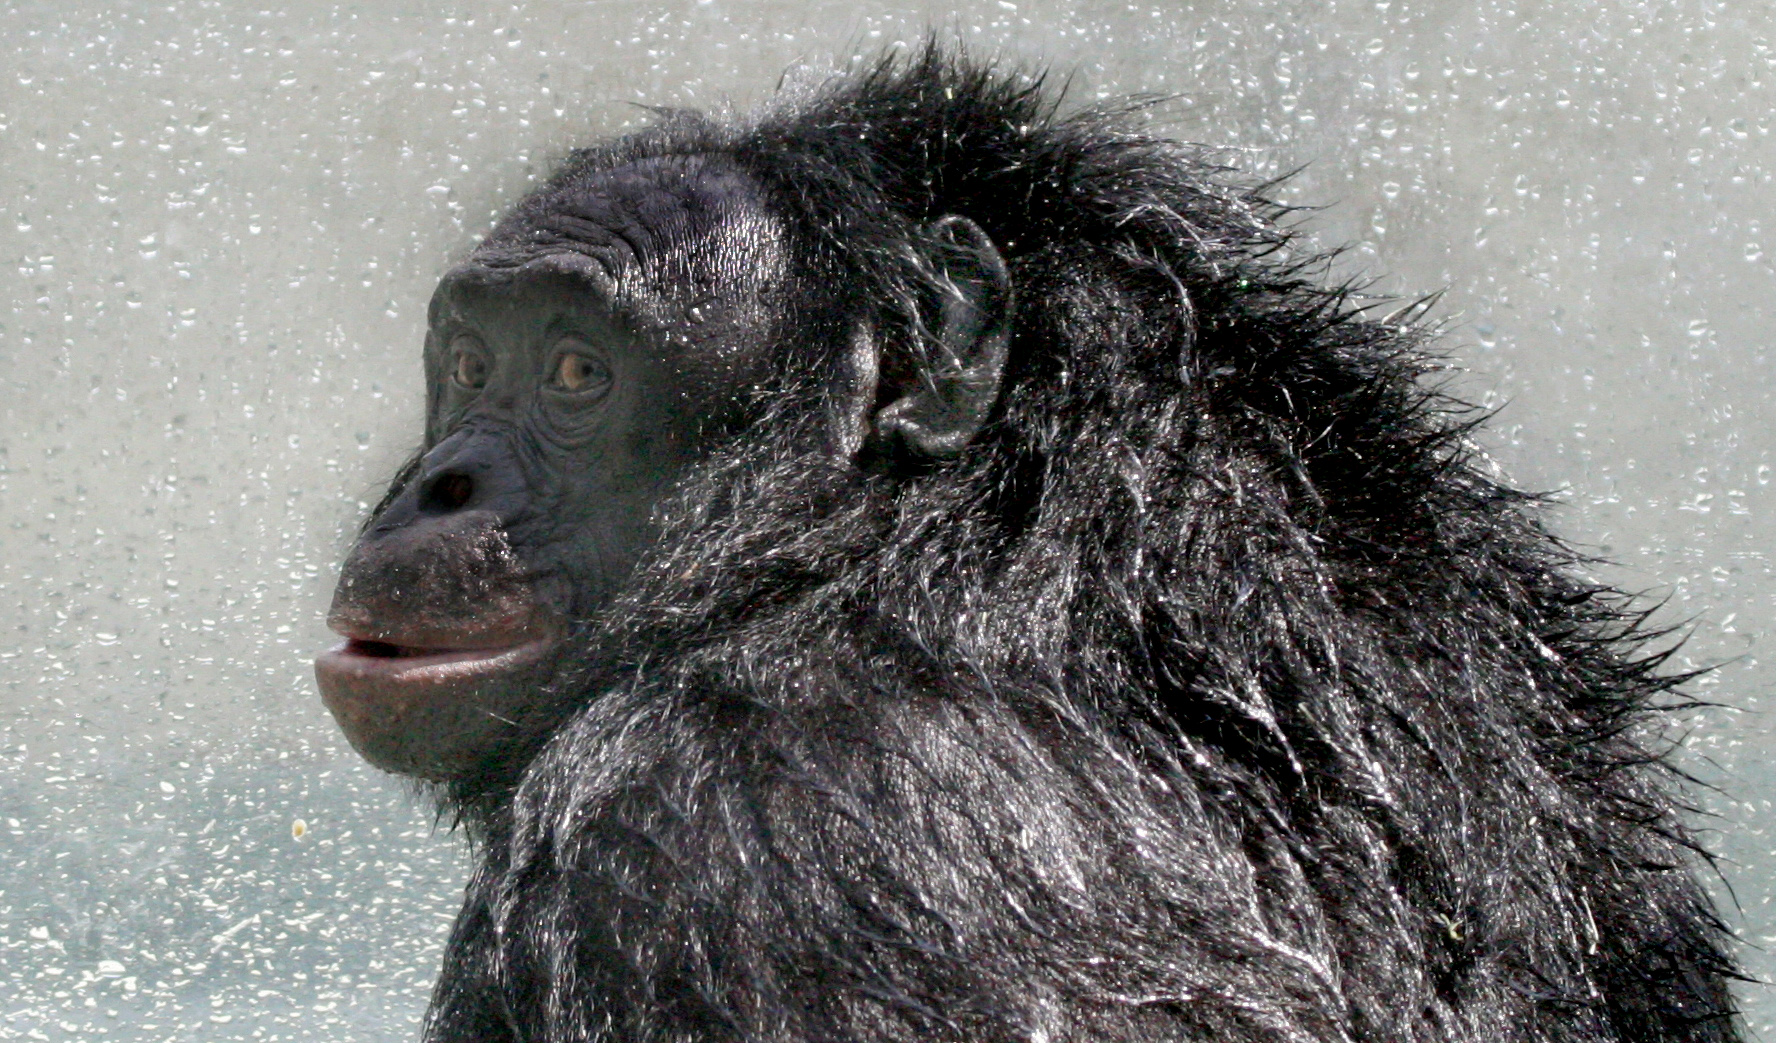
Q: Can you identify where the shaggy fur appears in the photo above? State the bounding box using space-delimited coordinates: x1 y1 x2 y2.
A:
420 47 1740 1042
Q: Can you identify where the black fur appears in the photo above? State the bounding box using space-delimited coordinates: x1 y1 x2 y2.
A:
423 47 1740 1042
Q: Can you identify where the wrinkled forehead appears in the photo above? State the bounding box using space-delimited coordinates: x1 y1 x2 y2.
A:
444 154 792 327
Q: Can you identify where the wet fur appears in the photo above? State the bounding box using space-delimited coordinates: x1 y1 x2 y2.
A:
420 47 1739 1042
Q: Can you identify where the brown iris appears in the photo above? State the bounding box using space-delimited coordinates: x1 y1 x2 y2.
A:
552 352 611 394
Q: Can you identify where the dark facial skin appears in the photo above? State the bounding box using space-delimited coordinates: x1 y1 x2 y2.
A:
315 159 792 780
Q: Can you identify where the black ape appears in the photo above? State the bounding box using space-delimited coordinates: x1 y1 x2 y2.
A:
316 49 1740 1042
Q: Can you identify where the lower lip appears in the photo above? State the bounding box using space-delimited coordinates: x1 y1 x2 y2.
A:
312 634 557 765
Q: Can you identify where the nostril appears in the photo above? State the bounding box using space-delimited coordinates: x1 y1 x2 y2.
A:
420 471 475 513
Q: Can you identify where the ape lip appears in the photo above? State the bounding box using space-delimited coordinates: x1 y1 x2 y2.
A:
319 629 557 675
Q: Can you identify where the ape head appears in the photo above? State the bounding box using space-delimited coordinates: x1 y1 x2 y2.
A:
315 47 1739 1042
316 145 1013 782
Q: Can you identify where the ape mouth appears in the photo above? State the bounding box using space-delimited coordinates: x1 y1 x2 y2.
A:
316 627 556 687
333 634 552 665
321 625 554 664
314 623 559 779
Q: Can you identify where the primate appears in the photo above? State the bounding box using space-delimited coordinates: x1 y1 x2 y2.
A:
315 46 1741 1042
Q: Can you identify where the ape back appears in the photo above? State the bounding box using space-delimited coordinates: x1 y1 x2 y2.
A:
317 48 1741 1042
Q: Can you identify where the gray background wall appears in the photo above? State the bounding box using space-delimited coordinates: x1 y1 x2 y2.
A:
2 0 1770 1038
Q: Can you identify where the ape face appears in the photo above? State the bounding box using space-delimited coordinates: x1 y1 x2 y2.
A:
314 159 797 780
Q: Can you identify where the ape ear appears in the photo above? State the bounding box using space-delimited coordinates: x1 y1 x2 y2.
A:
872 215 1011 460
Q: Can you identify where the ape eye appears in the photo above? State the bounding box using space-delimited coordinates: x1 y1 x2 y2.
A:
551 352 611 395
451 340 489 391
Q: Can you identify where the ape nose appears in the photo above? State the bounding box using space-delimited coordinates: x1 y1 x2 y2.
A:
420 470 476 514
369 429 529 535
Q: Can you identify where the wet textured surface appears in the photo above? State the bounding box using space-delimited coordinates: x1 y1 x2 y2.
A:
2 1 1771 1038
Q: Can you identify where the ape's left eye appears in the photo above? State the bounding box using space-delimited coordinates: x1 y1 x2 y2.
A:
551 352 612 394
